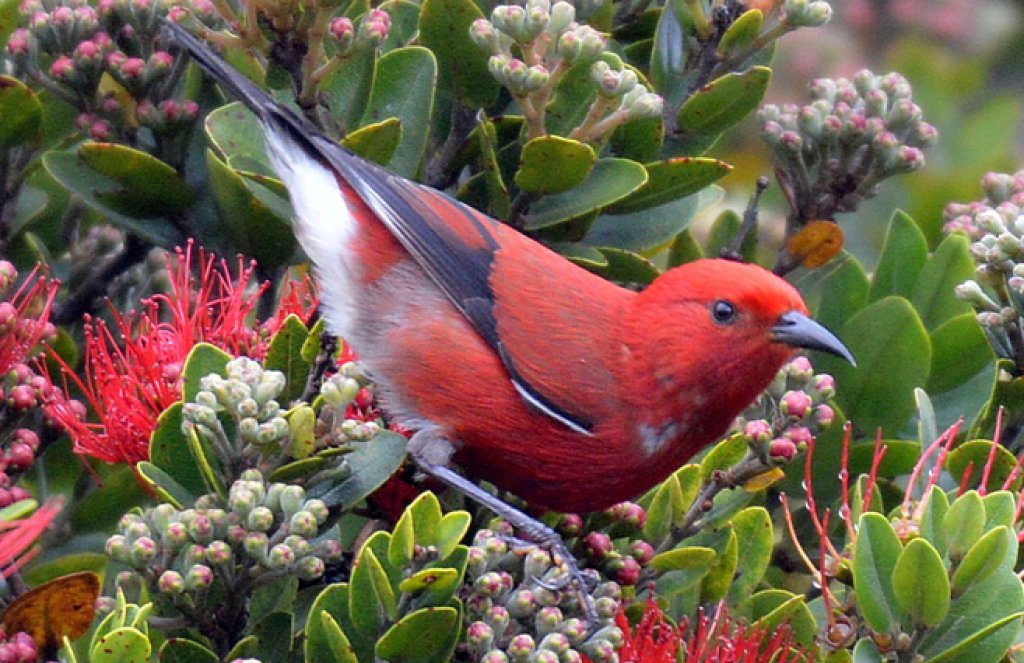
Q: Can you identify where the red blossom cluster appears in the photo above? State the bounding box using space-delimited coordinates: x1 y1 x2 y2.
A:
47 243 317 465
613 596 807 663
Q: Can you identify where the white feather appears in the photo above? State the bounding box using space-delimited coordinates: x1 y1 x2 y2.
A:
264 129 358 341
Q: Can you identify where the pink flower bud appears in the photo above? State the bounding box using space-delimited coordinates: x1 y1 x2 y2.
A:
814 404 835 427
120 57 144 78
769 437 797 462
615 556 640 585
73 39 100 59
6 443 34 471
629 540 654 565
8 385 36 410
51 6 74 26
785 426 814 446
89 120 111 141
49 55 75 80
583 531 613 560
744 419 773 443
330 16 354 40
148 50 174 70
5 29 31 57
781 390 813 420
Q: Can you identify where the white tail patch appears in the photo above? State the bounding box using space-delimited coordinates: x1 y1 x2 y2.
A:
264 129 358 341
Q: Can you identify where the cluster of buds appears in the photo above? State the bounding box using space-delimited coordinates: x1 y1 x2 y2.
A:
316 361 381 444
470 0 662 142
9 0 198 156
779 0 833 28
183 357 291 477
464 528 624 663
575 501 651 587
107 471 340 608
733 355 836 463
0 630 37 662
948 174 1024 369
760 70 936 224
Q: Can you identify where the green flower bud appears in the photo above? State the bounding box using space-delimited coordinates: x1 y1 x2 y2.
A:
296 555 325 580
303 499 329 524
535 606 563 635
105 534 129 562
284 534 311 558
244 532 269 561
129 536 157 566
185 564 214 590
247 506 275 532
237 397 259 418
280 485 306 519
206 540 233 565
158 570 185 595
268 543 295 569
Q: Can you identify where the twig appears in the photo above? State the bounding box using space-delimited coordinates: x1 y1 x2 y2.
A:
299 326 338 403
722 176 769 259
425 104 477 190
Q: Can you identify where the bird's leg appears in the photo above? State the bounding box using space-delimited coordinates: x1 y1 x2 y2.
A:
407 433 598 624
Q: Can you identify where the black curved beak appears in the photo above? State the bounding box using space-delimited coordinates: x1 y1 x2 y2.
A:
771 311 856 366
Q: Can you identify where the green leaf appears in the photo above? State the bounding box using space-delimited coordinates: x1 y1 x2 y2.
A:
0 76 42 148
522 158 648 230
43 151 180 246
926 611 1024 663
471 112 510 218
249 575 298 627
316 431 408 508
717 8 763 53
305 584 372 663
388 507 416 568
314 613 358 663
514 136 596 195
983 491 1016 530
918 484 949 557
434 511 471 560
375 606 460 662
379 0 419 50
748 590 818 647
610 115 664 162
159 638 219 663
701 528 738 602
361 47 437 178
249 612 294 663
398 567 459 594
927 314 994 393
852 512 903 633
350 542 390 636
268 456 325 482
727 507 773 603
869 210 928 302
181 343 231 402
947 440 1021 493
80 143 193 215
205 101 271 173
806 252 870 332
418 0 500 107
815 297 930 434
136 461 191 508
322 48 377 134
701 435 747 479
952 526 1011 597
910 233 975 329
408 491 443 545
944 490 985 562
642 476 681 542
263 315 311 404
675 67 771 149
587 194 699 254
968 359 1024 441
205 150 296 269
585 247 660 285
147 402 206 499
9 186 49 239
852 638 883 663
606 157 730 213
89 628 152 663
545 61 600 137
892 537 949 627
341 117 403 166
649 546 715 573
649 5 688 110
668 228 704 266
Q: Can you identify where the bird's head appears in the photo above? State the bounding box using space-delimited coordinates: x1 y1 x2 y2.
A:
626 259 852 431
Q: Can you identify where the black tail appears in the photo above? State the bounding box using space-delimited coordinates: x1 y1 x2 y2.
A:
162 21 315 139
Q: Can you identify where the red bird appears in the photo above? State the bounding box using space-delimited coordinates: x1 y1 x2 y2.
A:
167 25 852 517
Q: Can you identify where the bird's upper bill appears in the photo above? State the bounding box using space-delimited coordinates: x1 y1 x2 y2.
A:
770 311 856 365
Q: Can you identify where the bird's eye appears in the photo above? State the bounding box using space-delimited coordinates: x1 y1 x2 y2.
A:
711 300 737 324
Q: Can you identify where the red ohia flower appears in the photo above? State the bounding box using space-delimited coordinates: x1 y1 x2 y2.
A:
0 499 62 578
614 596 809 663
47 243 317 465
